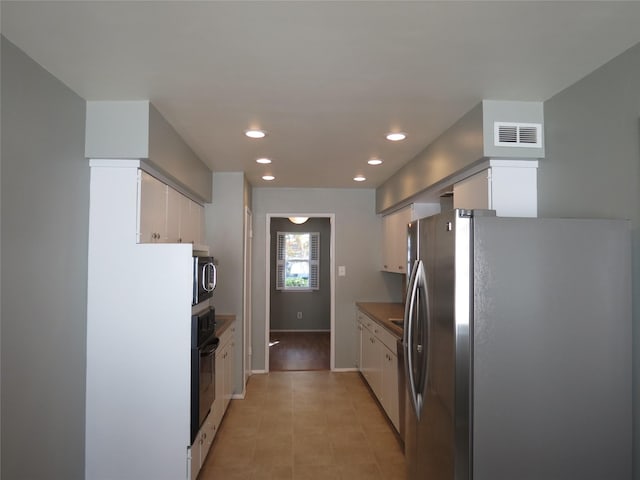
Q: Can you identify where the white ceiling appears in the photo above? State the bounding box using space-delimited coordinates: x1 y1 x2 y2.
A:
3 1 640 189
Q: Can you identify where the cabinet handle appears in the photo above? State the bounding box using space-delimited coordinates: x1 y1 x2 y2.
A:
178 237 182 243
383 264 388 269
399 265 403 270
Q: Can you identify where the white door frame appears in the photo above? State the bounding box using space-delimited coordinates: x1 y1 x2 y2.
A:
264 213 335 371
243 206 253 391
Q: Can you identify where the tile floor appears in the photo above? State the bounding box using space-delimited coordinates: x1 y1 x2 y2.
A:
198 371 406 480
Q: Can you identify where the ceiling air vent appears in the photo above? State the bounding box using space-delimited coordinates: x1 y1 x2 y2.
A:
494 122 542 148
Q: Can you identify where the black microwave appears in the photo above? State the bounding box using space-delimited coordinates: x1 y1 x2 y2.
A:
193 256 217 306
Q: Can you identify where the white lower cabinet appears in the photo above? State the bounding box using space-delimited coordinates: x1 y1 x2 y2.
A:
212 322 235 434
361 324 383 399
381 343 399 431
189 434 201 480
189 413 216 480
357 310 400 432
190 319 236 480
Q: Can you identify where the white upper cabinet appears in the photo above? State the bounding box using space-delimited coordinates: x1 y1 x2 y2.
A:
179 196 204 245
453 160 538 217
137 170 205 244
166 186 182 243
382 206 410 273
138 170 168 243
382 203 440 273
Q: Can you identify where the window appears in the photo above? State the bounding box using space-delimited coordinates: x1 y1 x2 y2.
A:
276 231 319 290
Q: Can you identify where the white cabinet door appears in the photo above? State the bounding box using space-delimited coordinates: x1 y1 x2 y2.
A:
453 163 538 217
138 170 206 244
362 325 382 398
213 346 224 431
201 413 215 462
453 169 491 211
178 194 192 243
355 319 363 370
381 345 399 431
166 186 182 243
181 200 204 245
191 202 204 245
224 328 235 411
138 171 167 243
189 433 202 480
382 207 411 273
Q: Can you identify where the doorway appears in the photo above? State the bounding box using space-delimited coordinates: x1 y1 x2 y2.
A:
265 214 335 372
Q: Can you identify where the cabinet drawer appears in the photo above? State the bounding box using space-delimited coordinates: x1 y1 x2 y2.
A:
373 325 397 353
358 311 398 352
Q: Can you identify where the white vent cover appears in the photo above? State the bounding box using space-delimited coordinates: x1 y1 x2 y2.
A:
494 122 542 148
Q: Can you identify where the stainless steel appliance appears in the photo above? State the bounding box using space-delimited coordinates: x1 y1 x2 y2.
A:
403 209 631 480
193 256 217 306
190 307 218 443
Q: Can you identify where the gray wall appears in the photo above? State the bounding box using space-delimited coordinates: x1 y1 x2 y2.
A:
85 101 212 203
148 104 212 203
376 103 484 213
538 41 640 476
270 217 331 331
204 172 247 394
1 37 88 480
376 100 544 214
252 188 404 371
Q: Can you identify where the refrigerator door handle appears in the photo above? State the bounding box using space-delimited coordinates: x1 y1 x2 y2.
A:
404 259 425 419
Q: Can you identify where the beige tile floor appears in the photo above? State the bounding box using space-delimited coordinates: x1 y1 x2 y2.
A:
198 371 406 480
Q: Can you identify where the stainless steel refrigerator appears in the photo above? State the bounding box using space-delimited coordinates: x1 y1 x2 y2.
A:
403 209 631 480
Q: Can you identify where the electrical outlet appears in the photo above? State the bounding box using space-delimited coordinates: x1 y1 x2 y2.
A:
297 312 303 319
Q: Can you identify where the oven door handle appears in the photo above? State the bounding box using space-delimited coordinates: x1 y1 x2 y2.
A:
201 346 217 356
200 339 220 356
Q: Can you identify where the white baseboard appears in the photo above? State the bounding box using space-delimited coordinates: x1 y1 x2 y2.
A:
251 369 268 374
231 393 245 400
332 367 359 372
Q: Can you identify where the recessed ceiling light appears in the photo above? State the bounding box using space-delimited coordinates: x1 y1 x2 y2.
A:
256 158 272 164
245 129 266 139
262 175 275 181
386 132 406 142
353 175 366 182
368 158 383 166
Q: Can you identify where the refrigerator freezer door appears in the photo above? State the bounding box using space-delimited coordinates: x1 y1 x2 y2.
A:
406 211 469 480
471 217 631 480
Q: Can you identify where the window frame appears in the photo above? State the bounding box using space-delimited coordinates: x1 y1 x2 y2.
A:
276 231 320 291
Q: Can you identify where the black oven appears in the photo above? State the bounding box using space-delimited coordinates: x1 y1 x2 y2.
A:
190 306 218 443
193 256 217 306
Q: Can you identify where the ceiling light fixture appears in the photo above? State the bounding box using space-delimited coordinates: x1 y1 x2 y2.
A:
245 129 266 139
386 132 406 141
353 175 366 182
256 158 272 164
368 158 383 166
288 217 309 225
262 175 275 181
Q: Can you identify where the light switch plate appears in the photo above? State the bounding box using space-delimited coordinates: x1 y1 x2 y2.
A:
338 266 346 277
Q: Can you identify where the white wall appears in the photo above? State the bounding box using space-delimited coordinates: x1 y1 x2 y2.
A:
1 36 88 479
539 41 640 476
251 188 404 370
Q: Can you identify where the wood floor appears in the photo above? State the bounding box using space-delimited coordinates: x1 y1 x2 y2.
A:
269 331 330 371
198 371 405 480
